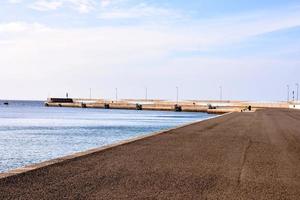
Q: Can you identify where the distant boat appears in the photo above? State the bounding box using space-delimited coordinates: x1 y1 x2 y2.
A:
3 102 9 105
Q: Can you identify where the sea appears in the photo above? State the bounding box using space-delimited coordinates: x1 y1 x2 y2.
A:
0 100 216 173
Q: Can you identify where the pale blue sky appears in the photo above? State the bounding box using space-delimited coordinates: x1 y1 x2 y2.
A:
0 0 299 101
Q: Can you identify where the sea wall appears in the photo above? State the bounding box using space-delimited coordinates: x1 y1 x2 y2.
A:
45 98 291 113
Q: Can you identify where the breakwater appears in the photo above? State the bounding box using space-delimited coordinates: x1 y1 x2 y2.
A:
45 98 292 114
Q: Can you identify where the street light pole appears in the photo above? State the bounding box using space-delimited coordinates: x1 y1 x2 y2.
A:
292 91 295 102
219 86 223 102
176 86 179 104
296 83 299 101
115 88 118 102
89 88 92 99
145 87 148 101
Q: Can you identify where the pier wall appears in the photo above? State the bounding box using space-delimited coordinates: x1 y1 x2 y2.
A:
45 98 291 113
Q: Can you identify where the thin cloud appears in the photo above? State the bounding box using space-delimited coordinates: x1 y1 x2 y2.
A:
100 0 112 8
98 3 182 20
29 0 95 13
0 22 48 33
3 4 300 51
2 5 300 55
8 0 22 3
30 0 63 11
67 0 95 13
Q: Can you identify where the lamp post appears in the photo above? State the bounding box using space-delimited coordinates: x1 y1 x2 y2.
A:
219 86 223 102
292 91 295 102
176 86 179 104
145 87 148 101
115 88 118 102
296 83 299 101
89 88 92 99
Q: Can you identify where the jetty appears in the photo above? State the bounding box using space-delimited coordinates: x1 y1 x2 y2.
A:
44 97 297 114
1 108 300 199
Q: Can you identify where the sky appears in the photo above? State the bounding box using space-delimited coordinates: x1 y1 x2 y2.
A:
0 0 299 101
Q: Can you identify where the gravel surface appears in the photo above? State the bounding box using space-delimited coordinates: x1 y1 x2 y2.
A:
0 109 300 199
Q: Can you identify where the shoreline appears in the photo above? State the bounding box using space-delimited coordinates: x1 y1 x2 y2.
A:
0 113 228 179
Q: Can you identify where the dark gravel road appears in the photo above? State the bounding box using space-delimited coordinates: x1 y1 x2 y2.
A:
1 109 300 199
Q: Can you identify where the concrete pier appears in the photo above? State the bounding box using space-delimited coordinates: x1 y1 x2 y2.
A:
45 97 294 114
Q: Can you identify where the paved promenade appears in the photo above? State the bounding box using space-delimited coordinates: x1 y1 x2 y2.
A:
0 109 300 199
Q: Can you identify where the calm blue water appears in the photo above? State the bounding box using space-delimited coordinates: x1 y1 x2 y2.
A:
0 100 216 173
